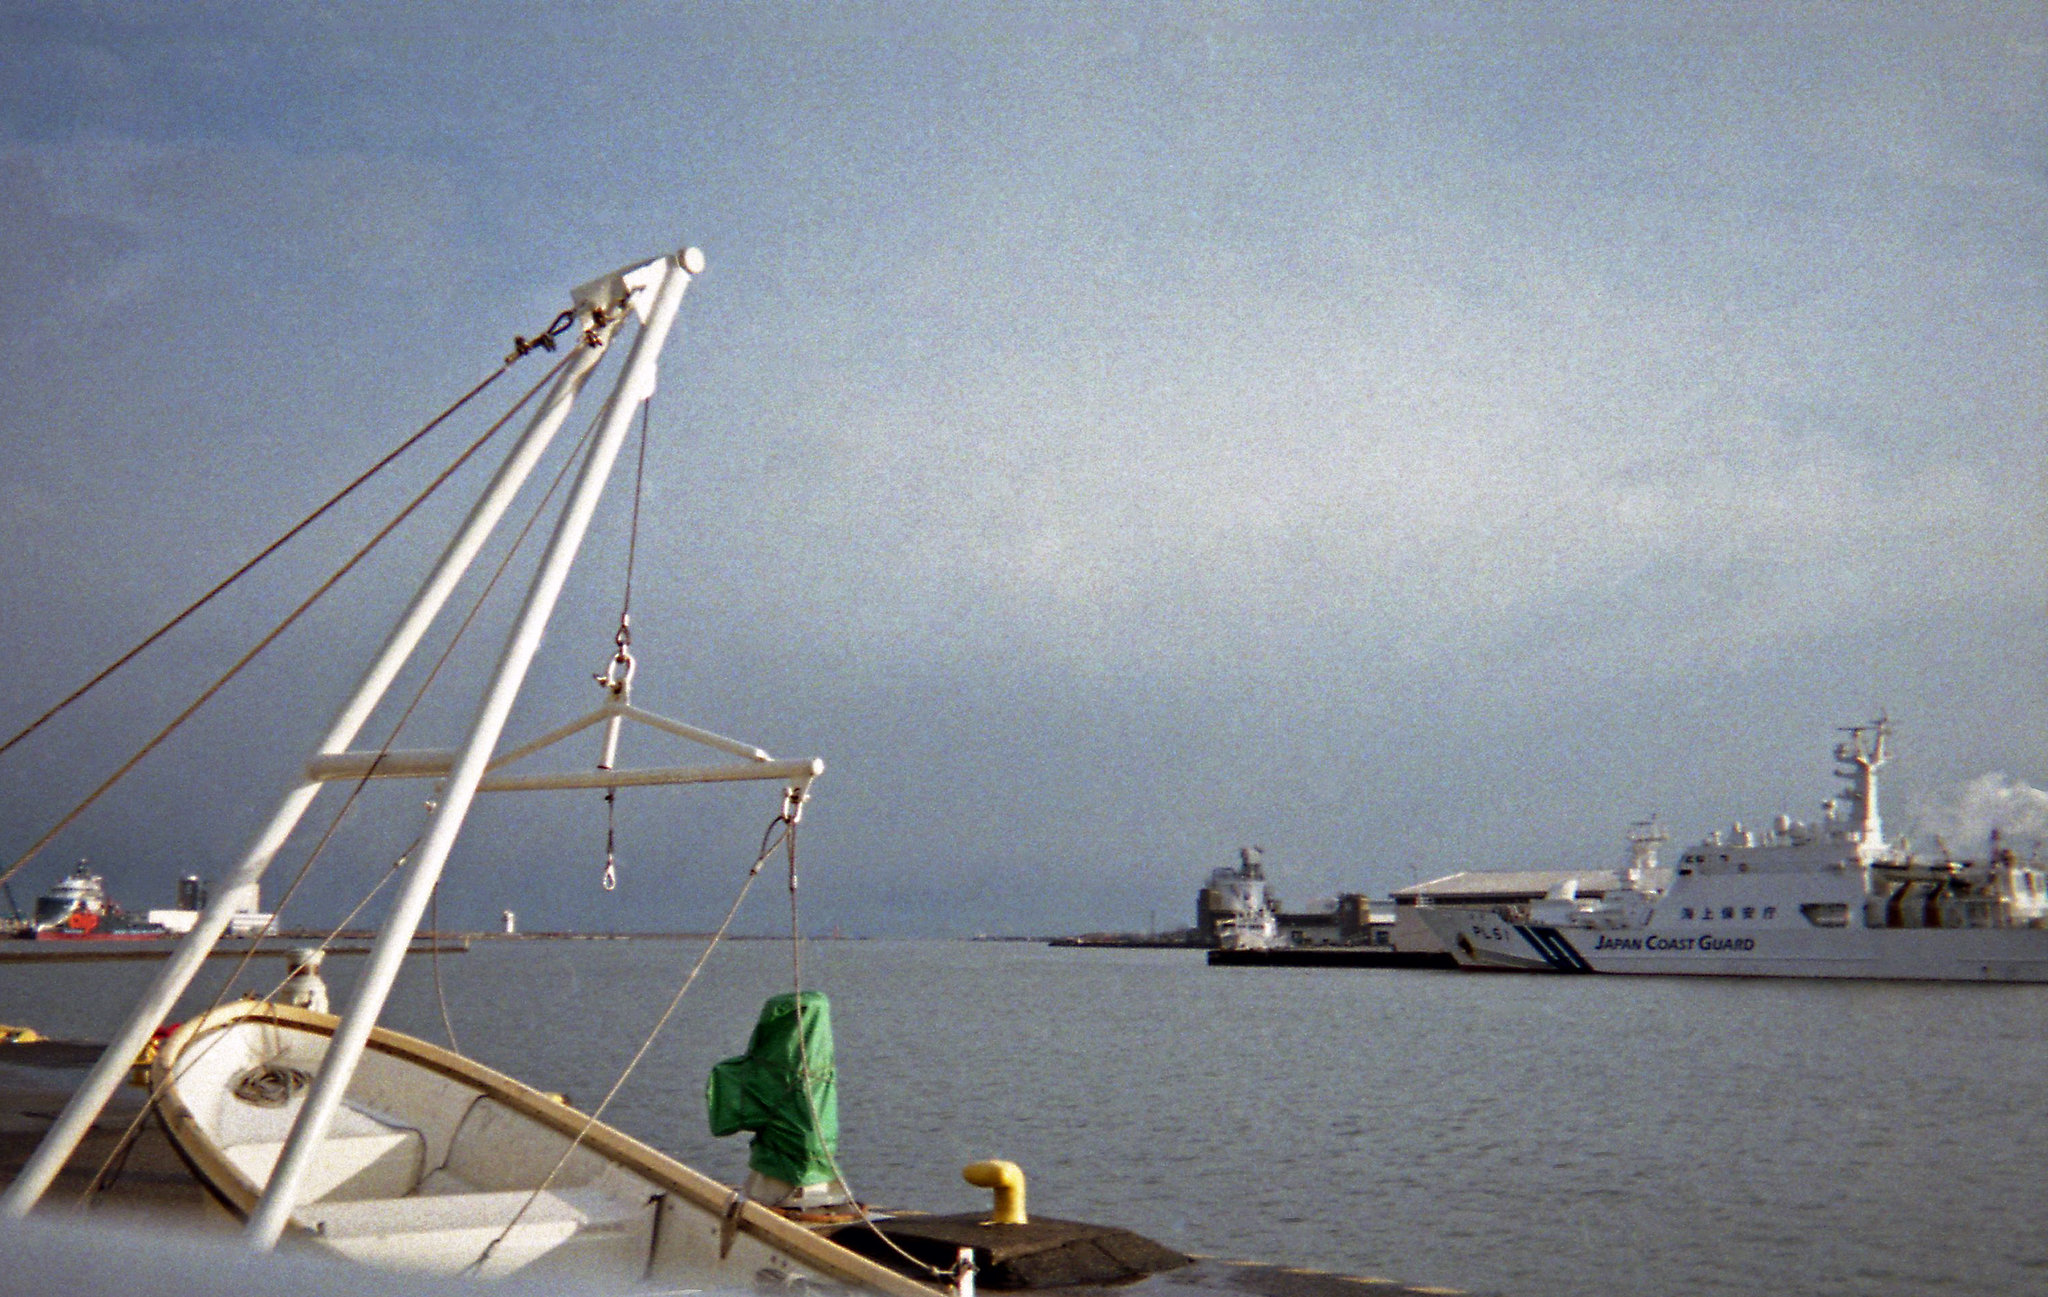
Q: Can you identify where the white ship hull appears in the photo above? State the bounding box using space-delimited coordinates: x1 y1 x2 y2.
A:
1421 906 2048 982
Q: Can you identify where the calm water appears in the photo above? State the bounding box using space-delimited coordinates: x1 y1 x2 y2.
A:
5 939 2046 1297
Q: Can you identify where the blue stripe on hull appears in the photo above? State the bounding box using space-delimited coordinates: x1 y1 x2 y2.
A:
1515 924 1594 972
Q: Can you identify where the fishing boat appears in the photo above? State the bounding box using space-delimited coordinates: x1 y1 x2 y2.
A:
147 998 932 1289
0 246 963 1289
1420 721 2048 980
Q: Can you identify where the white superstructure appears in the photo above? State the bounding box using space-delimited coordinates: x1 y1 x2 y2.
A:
1421 722 2048 982
148 875 276 937
1201 848 1281 951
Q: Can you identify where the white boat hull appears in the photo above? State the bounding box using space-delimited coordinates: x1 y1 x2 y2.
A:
149 1001 933 1292
1421 907 2048 981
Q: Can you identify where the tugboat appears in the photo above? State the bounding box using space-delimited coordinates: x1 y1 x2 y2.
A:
1422 721 2048 981
27 862 168 939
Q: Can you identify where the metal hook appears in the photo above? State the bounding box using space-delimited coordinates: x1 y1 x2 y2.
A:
597 646 635 696
595 614 635 699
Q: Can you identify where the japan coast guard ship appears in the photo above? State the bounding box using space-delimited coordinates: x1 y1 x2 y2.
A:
1420 722 2048 981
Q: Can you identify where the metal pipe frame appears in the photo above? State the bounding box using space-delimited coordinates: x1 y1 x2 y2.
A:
0 266 623 1220
242 249 701 1248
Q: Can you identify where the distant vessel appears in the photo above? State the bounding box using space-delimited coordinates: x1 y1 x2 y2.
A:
26 862 167 939
1421 722 2048 981
145 873 276 938
1201 848 1281 951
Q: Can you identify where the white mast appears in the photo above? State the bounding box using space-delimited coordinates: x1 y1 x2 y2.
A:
241 247 701 1248
1834 718 1890 857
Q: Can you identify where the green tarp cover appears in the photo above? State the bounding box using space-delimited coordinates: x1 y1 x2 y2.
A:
706 991 839 1187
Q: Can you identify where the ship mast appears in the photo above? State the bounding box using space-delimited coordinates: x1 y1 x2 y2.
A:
1833 718 1889 857
1623 818 1668 888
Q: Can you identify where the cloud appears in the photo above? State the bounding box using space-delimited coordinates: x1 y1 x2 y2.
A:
0 133 472 329
737 200 2042 693
0 4 2043 935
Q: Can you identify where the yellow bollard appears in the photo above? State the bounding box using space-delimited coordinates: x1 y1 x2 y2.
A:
963 1160 1027 1225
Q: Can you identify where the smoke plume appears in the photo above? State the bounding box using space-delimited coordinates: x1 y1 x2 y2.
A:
1907 773 2048 858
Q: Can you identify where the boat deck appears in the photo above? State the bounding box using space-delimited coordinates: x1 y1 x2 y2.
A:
0 1040 1480 1296
0 1040 219 1226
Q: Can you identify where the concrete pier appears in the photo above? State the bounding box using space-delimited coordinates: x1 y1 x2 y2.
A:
1206 947 1458 970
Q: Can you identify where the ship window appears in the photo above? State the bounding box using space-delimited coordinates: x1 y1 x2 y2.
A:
1800 903 1849 928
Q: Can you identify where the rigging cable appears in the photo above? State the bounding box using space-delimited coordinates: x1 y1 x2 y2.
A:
430 880 460 1055
463 794 800 1276
0 309 579 765
782 795 952 1281
0 348 582 893
597 396 652 893
622 394 651 621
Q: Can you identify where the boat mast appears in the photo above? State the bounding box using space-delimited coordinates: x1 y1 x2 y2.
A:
242 248 703 1249
0 261 630 1222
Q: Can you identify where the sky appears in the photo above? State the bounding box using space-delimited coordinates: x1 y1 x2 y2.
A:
0 2 2042 937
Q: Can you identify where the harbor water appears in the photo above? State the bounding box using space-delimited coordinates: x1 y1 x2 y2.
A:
5 939 2046 1297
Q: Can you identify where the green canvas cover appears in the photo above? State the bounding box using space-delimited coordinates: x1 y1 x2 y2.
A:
705 991 839 1187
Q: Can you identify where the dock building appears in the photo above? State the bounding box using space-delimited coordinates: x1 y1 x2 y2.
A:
1388 867 1667 953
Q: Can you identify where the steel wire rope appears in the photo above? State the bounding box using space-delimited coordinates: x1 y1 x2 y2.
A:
597 397 653 894
622 396 651 621
0 348 582 894
391 380 624 1055
429 882 460 1055
77 354 616 1204
783 813 952 1282
0 310 579 766
461 798 800 1276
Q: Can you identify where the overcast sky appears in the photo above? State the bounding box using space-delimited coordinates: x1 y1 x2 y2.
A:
0 2 2042 937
